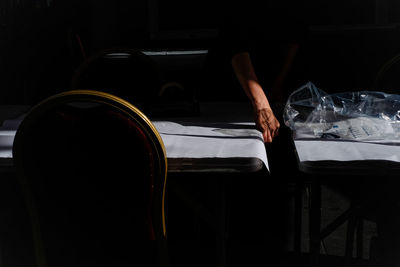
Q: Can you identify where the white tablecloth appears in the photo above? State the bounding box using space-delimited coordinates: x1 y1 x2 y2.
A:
153 121 268 170
0 103 269 171
295 140 400 163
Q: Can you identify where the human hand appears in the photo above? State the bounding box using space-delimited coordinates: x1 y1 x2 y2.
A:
255 108 280 143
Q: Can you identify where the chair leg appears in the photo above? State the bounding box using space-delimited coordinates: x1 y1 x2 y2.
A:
309 180 321 267
356 219 364 260
294 181 303 254
345 213 357 264
320 207 354 240
216 177 230 267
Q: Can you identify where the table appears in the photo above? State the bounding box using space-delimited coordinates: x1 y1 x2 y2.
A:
0 101 269 267
295 139 400 175
293 138 400 267
0 102 268 173
152 102 268 267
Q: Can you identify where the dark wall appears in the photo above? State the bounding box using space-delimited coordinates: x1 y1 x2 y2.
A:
0 0 151 104
86 0 149 51
1 0 400 104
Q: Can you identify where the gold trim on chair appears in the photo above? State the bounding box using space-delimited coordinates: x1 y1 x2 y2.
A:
57 90 168 237
13 89 169 266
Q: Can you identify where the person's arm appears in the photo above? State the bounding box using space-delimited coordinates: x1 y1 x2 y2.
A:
231 51 280 143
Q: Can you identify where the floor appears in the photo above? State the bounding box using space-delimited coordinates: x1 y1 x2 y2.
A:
303 184 377 259
166 177 380 267
0 171 384 267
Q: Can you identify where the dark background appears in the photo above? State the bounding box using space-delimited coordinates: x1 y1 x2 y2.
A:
1 1 400 265
1 0 400 105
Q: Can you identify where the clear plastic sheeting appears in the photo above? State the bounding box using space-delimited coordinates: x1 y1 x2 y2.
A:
283 82 400 142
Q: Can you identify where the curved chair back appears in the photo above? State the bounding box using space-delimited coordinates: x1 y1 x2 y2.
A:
69 48 163 104
13 90 168 267
374 53 400 93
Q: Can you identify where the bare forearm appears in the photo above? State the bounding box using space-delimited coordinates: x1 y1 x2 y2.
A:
231 51 280 143
231 52 271 111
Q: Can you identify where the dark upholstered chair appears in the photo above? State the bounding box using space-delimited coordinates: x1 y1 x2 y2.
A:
13 90 169 267
69 48 163 105
374 53 400 94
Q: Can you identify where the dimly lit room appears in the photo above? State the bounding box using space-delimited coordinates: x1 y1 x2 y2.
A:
1 0 400 266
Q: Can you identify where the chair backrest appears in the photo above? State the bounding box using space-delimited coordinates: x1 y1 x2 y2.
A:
374 53 400 94
69 48 163 104
13 90 168 267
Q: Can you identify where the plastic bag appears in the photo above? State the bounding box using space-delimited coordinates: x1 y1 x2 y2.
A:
283 82 400 141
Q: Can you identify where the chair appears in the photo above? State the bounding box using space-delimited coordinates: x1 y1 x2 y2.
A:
306 177 379 267
374 53 400 93
69 47 200 117
69 48 163 105
13 90 169 267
